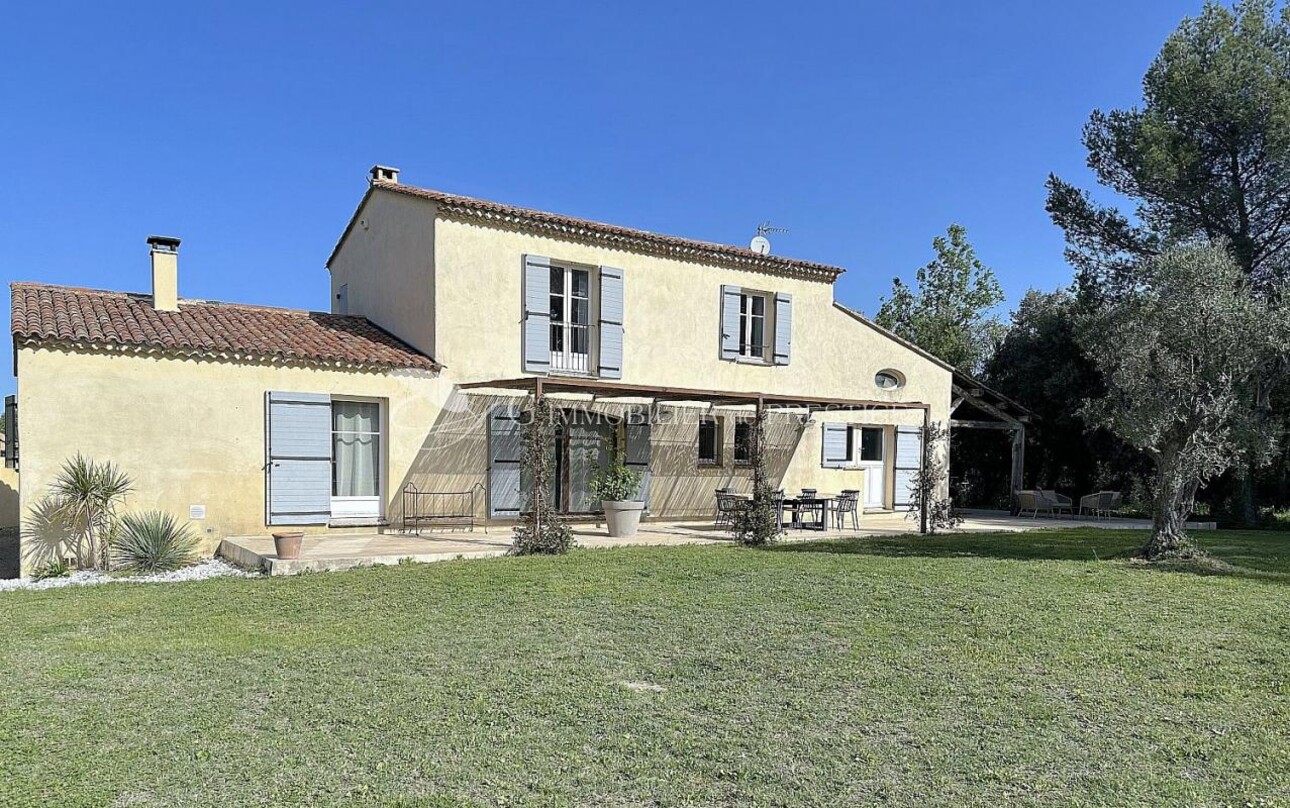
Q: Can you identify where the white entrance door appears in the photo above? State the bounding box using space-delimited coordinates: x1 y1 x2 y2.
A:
858 426 886 509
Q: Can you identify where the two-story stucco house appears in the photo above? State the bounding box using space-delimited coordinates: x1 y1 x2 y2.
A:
8 166 952 573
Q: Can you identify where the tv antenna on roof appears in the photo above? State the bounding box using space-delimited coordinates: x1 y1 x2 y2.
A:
750 221 789 255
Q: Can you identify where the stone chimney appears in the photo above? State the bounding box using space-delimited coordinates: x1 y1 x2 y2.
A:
147 235 181 312
369 164 400 184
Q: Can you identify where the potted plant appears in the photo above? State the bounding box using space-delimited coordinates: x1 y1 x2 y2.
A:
272 529 305 560
589 450 645 538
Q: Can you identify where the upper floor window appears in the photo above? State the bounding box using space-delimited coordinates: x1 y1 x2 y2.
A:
739 293 768 360
721 285 791 366
875 370 905 390
550 265 593 374
523 255 623 380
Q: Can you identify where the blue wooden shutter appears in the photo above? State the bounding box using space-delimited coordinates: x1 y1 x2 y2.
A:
625 413 651 511
894 426 923 511
720 285 741 360
489 404 523 518
3 395 16 470
599 266 624 379
522 255 551 373
773 292 792 365
266 391 332 525
821 422 849 468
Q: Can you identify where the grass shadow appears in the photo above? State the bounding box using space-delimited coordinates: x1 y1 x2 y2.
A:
766 528 1290 585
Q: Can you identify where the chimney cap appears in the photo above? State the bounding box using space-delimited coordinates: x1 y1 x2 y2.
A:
369 165 400 184
147 235 181 253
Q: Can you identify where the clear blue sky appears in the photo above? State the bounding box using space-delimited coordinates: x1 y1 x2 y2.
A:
0 1 1203 396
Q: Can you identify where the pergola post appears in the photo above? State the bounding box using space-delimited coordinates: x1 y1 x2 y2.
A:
920 406 930 535
1010 423 1025 512
532 378 543 536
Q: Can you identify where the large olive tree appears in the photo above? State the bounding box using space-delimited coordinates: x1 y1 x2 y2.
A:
1079 242 1288 559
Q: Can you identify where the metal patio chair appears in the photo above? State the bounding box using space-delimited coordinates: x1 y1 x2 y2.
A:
830 490 861 530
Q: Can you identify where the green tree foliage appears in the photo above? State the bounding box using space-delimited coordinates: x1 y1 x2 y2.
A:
1078 243 1289 559
975 290 1149 499
906 422 960 534
1047 0 1290 294
875 224 1006 373
730 409 781 546
511 397 573 555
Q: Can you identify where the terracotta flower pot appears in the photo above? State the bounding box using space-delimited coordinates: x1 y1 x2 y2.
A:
272 531 304 560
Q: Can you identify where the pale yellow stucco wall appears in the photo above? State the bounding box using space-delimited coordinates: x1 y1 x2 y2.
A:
15 346 445 575
329 190 437 358
426 211 952 506
329 190 952 517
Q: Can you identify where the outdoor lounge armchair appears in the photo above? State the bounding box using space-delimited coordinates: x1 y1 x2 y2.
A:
1016 490 1054 518
1079 491 1123 520
1039 489 1074 517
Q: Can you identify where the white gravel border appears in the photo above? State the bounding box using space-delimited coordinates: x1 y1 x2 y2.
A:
0 559 258 592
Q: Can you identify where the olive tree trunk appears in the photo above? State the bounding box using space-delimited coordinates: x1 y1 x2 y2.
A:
1146 454 1199 560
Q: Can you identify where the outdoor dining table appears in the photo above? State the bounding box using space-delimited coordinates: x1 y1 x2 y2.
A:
721 494 836 531
780 496 832 531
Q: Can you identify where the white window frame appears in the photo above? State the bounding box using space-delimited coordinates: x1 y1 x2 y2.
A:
737 291 771 362
330 396 385 521
549 263 598 375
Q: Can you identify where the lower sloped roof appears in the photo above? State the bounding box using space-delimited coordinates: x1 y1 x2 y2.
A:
11 282 439 372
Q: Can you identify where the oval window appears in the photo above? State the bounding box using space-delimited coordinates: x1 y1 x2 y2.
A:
875 370 904 390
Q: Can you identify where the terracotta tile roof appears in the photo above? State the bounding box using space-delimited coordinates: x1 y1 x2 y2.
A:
330 181 846 283
11 282 439 372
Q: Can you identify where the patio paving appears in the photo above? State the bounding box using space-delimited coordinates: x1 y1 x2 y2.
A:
217 511 1192 575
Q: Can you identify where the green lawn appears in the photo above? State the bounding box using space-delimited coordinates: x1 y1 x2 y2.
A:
2 529 1289 807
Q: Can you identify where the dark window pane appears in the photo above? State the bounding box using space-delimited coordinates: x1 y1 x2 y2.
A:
572 269 589 298
749 317 764 355
550 323 564 352
572 298 590 325
698 418 718 463
734 421 752 462
860 428 884 462
550 266 563 290
550 294 564 323
751 295 765 316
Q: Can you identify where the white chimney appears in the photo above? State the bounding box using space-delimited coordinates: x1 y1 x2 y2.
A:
147 235 181 312
369 164 400 184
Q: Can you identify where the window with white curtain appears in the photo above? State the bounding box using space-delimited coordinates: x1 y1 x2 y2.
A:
332 400 381 499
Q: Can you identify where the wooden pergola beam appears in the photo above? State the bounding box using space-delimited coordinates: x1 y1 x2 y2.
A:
460 376 931 413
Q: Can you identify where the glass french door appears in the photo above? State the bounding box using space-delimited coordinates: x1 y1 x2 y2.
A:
549 266 592 373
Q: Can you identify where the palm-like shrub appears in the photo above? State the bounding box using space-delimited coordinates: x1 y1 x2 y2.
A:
50 454 133 570
112 510 197 573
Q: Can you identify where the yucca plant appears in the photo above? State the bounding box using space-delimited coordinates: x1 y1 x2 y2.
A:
112 510 197 573
50 454 133 570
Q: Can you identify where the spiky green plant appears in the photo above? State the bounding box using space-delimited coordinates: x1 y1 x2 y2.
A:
50 454 133 570
31 557 71 581
112 510 197 573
